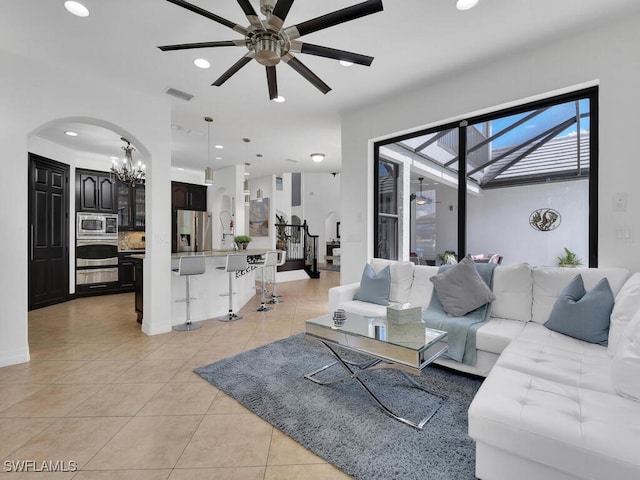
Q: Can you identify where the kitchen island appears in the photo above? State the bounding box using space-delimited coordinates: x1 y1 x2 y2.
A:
132 249 276 326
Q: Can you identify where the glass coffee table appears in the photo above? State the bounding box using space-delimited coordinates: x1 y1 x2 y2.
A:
305 312 448 429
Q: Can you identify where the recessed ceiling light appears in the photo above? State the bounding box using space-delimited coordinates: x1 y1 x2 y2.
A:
193 58 210 69
177 167 185 171
64 131 78 137
456 0 478 11
244 172 250 176
64 1 89 17
215 145 223 149
272 95 286 103
171 124 182 130
215 156 222 160
339 60 354 67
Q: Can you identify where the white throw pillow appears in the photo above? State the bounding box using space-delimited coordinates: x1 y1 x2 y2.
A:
370 258 414 304
609 272 640 357
611 309 640 402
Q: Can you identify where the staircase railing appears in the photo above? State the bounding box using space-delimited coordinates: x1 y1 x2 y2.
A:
275 220 319 278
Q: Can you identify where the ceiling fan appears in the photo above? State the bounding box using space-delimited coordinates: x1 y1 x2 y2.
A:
410 177 440 205
158 0 383 99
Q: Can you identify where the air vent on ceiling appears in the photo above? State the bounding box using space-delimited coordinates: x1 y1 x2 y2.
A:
165 87 194 101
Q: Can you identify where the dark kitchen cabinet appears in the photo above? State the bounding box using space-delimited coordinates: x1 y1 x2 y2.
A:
76 169 116 213
134 257 143 323
117 181 145 231
118 254 136 291
171 181 207 211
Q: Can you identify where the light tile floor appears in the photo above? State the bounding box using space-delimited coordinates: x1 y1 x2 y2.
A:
0 271 350 479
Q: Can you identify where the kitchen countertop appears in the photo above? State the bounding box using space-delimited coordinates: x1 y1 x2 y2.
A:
129 249 279 260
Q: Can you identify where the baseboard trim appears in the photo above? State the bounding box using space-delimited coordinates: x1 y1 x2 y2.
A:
0 347 30 368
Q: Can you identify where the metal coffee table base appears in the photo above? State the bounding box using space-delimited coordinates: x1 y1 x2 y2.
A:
304 340 447 430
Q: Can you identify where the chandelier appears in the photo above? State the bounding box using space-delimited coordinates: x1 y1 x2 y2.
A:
111 137 145 185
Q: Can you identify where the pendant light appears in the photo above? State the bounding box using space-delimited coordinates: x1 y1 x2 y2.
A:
416 177 427 206
256 153 263 202
204 116 214 184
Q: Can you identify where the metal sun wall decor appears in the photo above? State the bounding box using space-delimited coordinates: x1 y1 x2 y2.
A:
529 208 561 232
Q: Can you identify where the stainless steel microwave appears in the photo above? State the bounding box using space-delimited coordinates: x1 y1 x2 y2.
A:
77 213 118 239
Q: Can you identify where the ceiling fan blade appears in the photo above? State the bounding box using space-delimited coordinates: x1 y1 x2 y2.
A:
285 0 383 40
236 0 262 28
267 0 295 31
282 53 331 95
266 66 278 100
158 40 241 51
291 41 374 66
166 0 248 35
212 54 254 86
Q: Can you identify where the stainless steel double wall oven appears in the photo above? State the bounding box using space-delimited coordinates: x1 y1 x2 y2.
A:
76 213 119 289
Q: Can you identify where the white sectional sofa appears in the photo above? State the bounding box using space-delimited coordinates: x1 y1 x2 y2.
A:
328 258 640 480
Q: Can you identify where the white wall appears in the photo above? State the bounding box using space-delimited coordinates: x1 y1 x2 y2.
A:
0 49 173 367
467 180 589 267
340 11 640 284
302 173 341 263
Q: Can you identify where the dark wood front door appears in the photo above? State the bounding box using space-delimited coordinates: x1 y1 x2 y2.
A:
29 154 69 310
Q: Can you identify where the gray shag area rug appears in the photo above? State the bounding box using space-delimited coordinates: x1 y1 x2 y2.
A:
194 333 482 480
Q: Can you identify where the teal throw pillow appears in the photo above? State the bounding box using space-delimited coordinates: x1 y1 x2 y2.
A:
354 264 391 306
545 274 614 345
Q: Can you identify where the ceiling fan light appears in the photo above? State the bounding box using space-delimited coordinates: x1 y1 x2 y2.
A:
311 153 325 163
416 195 428 206
64 1 89 17
204 167 214 184
456 0 479 11
272 95 286 103
339 60 354 67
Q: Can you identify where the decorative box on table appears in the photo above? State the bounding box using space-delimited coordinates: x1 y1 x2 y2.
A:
386 304 422 324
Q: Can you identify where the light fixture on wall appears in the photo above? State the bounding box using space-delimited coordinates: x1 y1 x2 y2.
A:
243 179 250 194
310 153 325 163
203 116 214 184
111 137 145 185
456 0 478 11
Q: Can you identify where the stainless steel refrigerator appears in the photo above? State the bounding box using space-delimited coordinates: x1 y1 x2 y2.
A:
176 210 212 253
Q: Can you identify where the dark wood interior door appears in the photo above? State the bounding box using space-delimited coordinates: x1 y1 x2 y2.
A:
29 154 69 310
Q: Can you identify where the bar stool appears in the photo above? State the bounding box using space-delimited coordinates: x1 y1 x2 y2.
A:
255 251 279 312
268 250 286 304
173 255 206 331
218 253 248 322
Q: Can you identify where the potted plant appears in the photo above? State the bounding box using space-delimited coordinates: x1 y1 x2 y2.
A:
275 214 289 250
234 235 252 250
437 250 458 265
557 247 583 267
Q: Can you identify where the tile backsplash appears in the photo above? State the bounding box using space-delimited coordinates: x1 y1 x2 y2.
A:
119 231 146 251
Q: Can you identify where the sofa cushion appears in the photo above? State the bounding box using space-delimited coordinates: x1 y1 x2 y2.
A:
469 365 640 480
531 267 629 324
609 272 640 357
338 299 391 318
544 275 614 345
491 263 533 323
370 258 414 304
497 324 614 394
612 309 640 402
353 263 391 306
475 317 527 355
407 264 439 308
430 255 496 317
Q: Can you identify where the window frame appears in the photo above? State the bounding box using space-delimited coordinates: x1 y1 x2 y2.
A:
373 86 599 266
